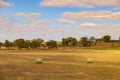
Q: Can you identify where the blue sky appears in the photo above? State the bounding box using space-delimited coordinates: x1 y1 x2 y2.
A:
0 0 120 41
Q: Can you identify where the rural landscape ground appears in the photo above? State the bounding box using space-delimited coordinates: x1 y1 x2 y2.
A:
0 0 120 80
0 49 120 80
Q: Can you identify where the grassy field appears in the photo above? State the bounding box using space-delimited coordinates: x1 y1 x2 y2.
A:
84 46 120 50
0 49 120 80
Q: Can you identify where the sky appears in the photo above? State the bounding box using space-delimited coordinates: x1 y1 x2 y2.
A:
0 0 120 42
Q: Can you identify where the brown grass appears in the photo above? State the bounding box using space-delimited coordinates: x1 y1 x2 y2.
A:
0 49 120 80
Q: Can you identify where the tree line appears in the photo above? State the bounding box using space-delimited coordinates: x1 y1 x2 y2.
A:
0 35 119 49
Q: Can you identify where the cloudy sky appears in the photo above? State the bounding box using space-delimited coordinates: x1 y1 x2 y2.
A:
0 0 120 41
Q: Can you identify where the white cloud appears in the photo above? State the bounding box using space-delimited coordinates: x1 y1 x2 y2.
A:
40 0 120 8
0 21 11 26
76 23 120 38
0 0 10 7
13 12 41 18
27 20 49 25
58 18 76 24
80 23 96 26
61 11 120 20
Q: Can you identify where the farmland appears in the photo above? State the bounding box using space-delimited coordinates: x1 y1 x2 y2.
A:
0 49 120 80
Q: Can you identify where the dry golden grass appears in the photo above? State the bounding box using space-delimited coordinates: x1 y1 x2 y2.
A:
0 49 120 80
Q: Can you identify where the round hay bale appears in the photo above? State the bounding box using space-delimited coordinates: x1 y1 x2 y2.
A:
36 58 42 64
86 58 93 63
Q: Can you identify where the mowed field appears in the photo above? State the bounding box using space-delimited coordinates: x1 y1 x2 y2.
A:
0 49 120 80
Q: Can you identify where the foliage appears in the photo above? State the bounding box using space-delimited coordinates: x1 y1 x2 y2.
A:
30 39 43 49
62 37 77 47
102 35 111 42
80 37 89 47
4 40 12 49
15 39 29 49
0 42 3 49
0 35 120 49
46 40 57 49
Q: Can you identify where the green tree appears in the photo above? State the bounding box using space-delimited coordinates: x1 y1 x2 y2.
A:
15 39 28 49
102 35 111 42
0 42 3 49
25 40 31 48
30 39 43 49
80 37 88 47
46 40 57 49
4 40 12 49
62 37 77 48
62 38 69 48
67 37 77 46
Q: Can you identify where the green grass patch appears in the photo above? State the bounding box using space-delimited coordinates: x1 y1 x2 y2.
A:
84 46 120 50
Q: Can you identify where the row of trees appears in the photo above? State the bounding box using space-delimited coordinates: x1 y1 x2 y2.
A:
0 38 58 49
0 39 44 49
62 35 112 47
0 35 117 49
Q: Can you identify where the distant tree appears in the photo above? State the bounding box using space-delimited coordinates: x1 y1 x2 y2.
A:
102 35 111 42
25 40 31 48
36 38 44 44
30 39 39 49
41 42 47 49
62 38 68 48
4 40 12 49
80 37 89 47
15 39 28 49
89 36 95 46
62 37 77 48
0 42 3 49
30 39 43 49
66 37 77 46
46 40 57 49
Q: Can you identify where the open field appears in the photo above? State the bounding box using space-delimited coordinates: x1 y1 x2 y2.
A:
83 46 120 50
0 49 120 80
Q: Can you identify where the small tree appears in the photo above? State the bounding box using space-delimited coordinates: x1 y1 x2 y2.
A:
62 37 77 48
0 42 3 49
25 40 31 48
4 40 12 49
30 39 43 49
15 39 28 49
102 35 111 42
46 40 57 49
62 38 68 49
80 37 88 47
66 37 77 47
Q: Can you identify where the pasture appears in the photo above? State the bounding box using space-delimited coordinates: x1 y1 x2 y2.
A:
0 49 120 80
